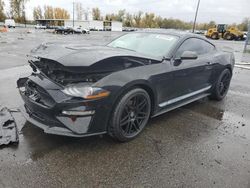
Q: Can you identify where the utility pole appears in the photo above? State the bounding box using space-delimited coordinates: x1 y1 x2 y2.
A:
192 0 201 33
244 21 250 53
73 1 75 27
23 11 26 28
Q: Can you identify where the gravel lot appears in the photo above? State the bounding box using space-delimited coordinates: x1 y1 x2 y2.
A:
0 28 250 188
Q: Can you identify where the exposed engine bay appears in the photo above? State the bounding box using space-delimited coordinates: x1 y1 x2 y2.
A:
29 56 157 85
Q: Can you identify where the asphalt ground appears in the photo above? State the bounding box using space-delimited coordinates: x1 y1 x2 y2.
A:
0 28 250 188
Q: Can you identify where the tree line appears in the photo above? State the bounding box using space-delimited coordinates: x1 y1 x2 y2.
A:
92 7 249 31
0 1 249 31
0 0 28 23
33 5 70 20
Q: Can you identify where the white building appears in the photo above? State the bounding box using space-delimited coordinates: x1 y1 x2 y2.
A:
64 20 122 31
65 20 90 29
35 19 123 31
89 20 104 31
111 21 123 32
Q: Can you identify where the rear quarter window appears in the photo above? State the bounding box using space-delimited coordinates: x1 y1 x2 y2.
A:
175 38 215 57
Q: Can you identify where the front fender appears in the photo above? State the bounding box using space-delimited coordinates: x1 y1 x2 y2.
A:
93 63 169 114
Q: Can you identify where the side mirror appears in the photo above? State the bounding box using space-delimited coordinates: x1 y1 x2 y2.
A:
180 51 198 60
173 51 198 66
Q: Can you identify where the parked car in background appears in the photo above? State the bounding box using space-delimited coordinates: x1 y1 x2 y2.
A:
55 26 90 34
194 30 206 35
35 25 46 29
243 32 248 40
123 27 137 32
90 28 103 31
55 27 72 34
90 28 98 31
4 19 15 28
46 25 57 29
71 27 82 34
81 28 90 34
54 26 64 34
71 27 90 34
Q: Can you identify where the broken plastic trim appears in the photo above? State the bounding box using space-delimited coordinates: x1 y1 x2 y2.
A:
0 107 19 146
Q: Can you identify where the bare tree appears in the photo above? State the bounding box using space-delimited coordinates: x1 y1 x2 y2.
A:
133 11 143 27
124 13 133 27
54 7 70 19
75 2 83 20
104 10 125 22
83 8 90 21
92 7 101 20
141 13 157 28
44 5 54 19
0 0 6 21
33 5 43 20
10 0 29 23
117 9 125 22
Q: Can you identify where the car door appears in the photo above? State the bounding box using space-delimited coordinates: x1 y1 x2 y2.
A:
171 38 215 99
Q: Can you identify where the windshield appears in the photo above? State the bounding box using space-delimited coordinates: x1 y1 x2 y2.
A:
108 33 179 58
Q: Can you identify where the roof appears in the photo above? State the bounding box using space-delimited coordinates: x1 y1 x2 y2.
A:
137 28 211 42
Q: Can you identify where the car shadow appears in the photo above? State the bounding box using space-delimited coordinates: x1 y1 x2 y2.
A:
16 98 225 161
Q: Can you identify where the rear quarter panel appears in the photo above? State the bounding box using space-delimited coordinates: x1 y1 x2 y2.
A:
210 49 235 85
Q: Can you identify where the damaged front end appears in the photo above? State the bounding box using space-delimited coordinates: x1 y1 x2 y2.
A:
17 72 104 137
28 54 154 86
17 43 159 137
29 57 110 85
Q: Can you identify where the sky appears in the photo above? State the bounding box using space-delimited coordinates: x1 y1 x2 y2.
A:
3 0 250 24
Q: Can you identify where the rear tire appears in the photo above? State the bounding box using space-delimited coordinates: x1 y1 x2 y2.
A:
224 33 233 40
210 69 232 101
108 88 151 142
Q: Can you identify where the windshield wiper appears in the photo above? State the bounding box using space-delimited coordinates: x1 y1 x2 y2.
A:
114 46 136 52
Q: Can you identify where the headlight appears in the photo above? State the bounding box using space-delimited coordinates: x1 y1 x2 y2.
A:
62 85 110 99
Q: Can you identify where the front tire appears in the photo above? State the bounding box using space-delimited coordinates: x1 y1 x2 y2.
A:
108 88 151 142
210 69 232 101
211 33 219 40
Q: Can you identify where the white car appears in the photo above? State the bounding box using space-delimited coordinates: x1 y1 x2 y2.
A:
35 25 46 29
72 27 90 34
243 32 248 40
4 19 15 28
82 28 90 34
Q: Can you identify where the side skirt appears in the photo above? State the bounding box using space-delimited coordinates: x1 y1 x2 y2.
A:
152 87 211 118
159 86 211 107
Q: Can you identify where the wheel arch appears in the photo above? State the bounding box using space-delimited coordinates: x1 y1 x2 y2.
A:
225 64 233 74
111 80 158 117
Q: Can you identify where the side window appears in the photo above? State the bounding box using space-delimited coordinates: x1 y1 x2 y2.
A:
175 38 215 58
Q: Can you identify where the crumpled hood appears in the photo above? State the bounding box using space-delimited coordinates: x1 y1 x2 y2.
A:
30 43 160 67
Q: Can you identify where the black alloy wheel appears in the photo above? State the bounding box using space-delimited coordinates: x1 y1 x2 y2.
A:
210 69 232 101
109 88 151 142
218 70 231 96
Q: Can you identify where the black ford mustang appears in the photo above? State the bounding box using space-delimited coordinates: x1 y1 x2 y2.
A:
17 30 234 142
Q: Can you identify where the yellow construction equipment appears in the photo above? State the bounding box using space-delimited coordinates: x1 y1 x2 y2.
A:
205 24 244 40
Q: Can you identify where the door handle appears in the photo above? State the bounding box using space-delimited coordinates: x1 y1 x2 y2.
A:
205 62 213 70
